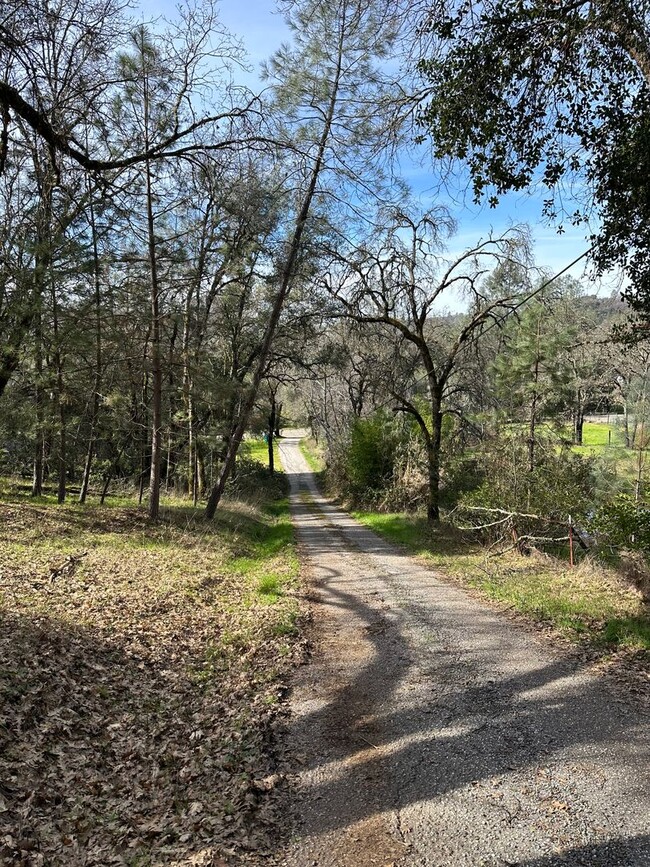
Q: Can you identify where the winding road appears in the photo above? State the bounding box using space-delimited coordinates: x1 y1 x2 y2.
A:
277 432 649 867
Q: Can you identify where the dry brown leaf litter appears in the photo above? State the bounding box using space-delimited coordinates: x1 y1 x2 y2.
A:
0 499 305 867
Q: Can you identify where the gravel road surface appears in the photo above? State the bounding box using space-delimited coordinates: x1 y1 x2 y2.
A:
277 433 649 867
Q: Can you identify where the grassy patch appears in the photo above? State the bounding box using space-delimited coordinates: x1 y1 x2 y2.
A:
576 421 626 449
299 436 325 474
241 434 282 469
351 511 470 561
565 422 644 495
0 476 302 865
353 510 650 653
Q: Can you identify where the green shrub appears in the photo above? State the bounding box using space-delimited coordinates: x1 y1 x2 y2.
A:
345 412 400 496
439 455 484 508
227 457 286 502
465 431 594 521
326 411 409 507
590 495 650 553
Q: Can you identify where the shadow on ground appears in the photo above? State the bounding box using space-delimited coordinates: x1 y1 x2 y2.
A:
277 453 650 867
0 591 286 865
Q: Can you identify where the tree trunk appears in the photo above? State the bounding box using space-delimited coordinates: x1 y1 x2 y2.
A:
204 33 345 519
145 153 162 520
139 375 149 506
182 285 199 504
79 188 103 504
574 411 584 446
636 421 646 501
57 432 67 502
402 386 443 524
197 443 206 497
274 401 282 438
100 473 112 505
163 318 178 491
635 367 649 499
56 391 67 505
32 307 44 497
48 246 66 504
426 401 443 523
528 325 541 477
31 184 53 497
268 393 276 476
573 387 584 445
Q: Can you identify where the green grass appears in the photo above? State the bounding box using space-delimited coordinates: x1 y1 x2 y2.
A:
299 436 325 473
574 421 627 449
240 435 282 469
241 436 269 463
256 574 283 599
353 509 650 653
351 511 468 562
554 421 647 497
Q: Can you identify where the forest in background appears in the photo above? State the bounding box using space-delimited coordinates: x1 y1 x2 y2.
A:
1 0 647 524
1 0 650 573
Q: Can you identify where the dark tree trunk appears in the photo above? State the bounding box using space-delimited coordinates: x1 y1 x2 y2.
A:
32 311 44 498
268 393 276 476
145 154 162 520
426 400 443 523
80 190 103 504
572 386 584 445
138 377 149 506
274 401 282 438
574 412 584 446
56 399 67 504
624 402 632 448
49 264 67 504
31 186 52 498
196 442 207 498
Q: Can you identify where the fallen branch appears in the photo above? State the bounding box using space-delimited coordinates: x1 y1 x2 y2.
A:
518 535 571 544
454 514 513 531
460 506 574 528
49 552 88 582
488 535 570 557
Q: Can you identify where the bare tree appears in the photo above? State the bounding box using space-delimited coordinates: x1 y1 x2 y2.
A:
0 0 265 176
111 14 248 519
328 208 531 521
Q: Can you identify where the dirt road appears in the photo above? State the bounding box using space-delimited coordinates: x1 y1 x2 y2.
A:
277 433 649 867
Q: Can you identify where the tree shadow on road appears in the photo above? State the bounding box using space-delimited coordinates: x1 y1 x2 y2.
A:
511 835 650 866
281 469 650 866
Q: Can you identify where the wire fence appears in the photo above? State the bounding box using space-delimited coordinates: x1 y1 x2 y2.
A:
450 505 592 566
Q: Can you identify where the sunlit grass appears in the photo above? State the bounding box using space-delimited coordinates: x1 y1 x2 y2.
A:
240 435 282 469
354 509 649 651
299 436 326 473
575 421 626 449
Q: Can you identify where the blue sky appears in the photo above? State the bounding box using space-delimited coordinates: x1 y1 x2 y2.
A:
138 0 614 298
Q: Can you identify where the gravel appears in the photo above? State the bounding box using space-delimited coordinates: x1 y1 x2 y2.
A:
277 433 649 867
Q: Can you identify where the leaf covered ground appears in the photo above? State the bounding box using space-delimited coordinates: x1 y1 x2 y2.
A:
0 476 304 867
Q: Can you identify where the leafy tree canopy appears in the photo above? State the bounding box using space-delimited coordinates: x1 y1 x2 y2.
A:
415 0 650 319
